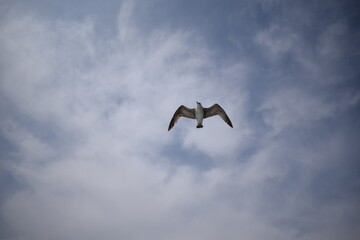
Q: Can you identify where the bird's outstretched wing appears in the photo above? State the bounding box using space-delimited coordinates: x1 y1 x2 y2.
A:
168 105 196 131
203 103 233 128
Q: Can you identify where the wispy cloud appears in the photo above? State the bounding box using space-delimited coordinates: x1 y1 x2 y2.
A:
0 2 250 240
0 1 359 240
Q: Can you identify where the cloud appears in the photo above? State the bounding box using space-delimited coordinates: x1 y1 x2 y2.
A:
259 88 360 135
0 2 251 240
0 1 359 240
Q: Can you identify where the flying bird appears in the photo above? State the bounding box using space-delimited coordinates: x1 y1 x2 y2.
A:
168 102 233 131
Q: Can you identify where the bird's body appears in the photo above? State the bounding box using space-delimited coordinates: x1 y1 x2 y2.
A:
168 102 233 131
195 102 204 128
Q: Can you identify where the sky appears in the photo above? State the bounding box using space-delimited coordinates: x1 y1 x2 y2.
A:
0 0 360 239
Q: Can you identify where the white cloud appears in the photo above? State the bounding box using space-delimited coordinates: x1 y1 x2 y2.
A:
259 88 336 135
254 16 360 136
258 87 360 136
255 24 297 60
0 1 359 240
255 17 358 87
0 121 55 162
0 3 254 240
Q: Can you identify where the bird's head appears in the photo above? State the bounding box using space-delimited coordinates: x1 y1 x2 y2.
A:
196 101 201 105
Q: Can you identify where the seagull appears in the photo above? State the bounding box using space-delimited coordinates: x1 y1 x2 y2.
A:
168 102 233 131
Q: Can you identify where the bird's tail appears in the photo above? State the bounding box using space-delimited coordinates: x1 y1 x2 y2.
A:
196 124 203 128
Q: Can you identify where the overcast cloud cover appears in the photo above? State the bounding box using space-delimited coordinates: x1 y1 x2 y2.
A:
0 0 360 239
